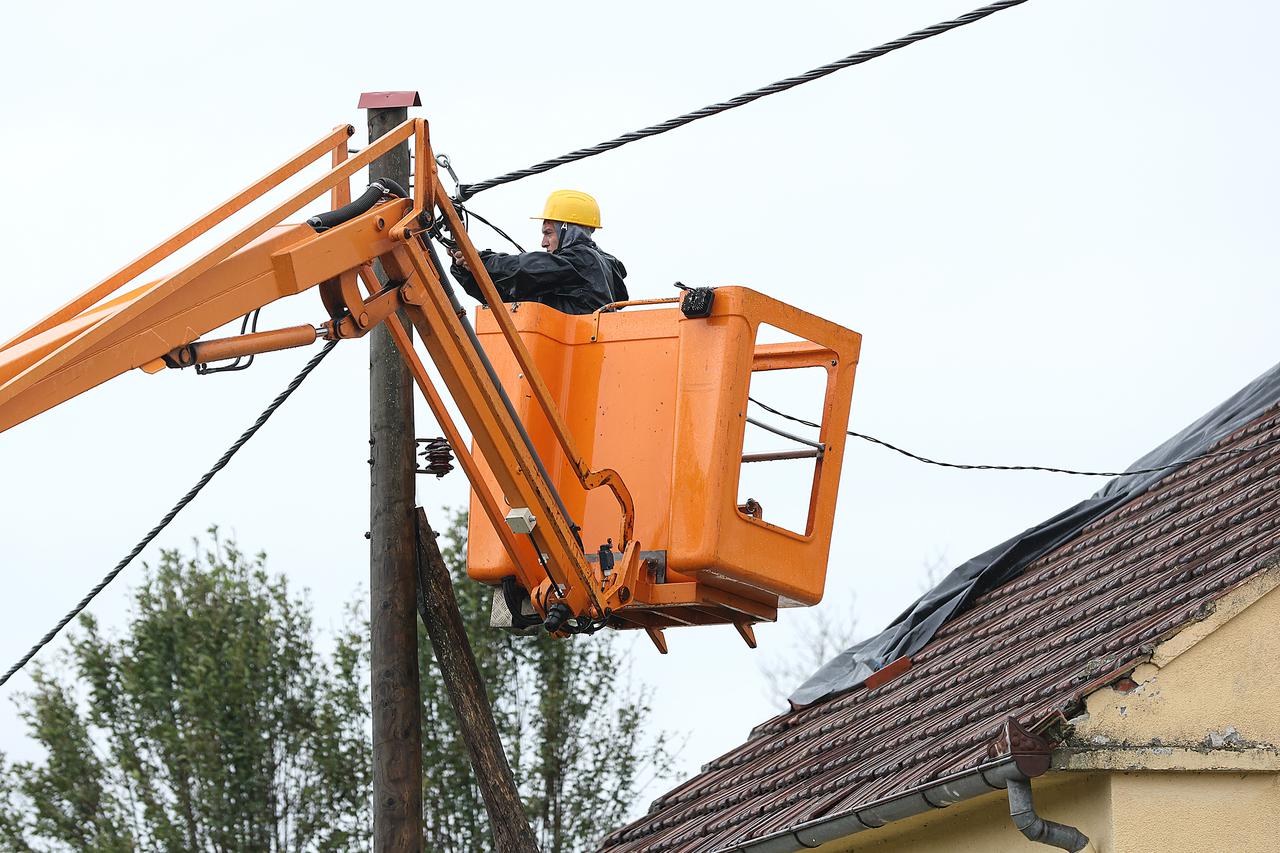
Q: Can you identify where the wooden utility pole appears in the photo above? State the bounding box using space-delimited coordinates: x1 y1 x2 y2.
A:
360 90 536 853
414 508 541 853
363 90 424 853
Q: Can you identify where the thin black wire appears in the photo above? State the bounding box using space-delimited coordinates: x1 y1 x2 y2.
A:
0 340 338 689
196 307 262 375
459 0 1031 199
431 153 525 250
459 204 526 252
528 534 562 598
747 397 1280 478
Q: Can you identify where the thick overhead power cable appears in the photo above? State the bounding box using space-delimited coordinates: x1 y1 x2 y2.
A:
749 397 1280 478
0 341 338 690
459 0 1032 199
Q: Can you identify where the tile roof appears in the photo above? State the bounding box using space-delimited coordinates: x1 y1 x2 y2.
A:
601 401 1280 853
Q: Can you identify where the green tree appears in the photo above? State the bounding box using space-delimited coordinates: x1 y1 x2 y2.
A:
418 511 674 853
1 516 672 853
0 530 371 852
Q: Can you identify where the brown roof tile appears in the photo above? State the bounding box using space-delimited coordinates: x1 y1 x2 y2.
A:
602 404 1280 853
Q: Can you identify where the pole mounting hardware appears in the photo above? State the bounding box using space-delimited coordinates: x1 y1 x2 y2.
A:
417 436 455 477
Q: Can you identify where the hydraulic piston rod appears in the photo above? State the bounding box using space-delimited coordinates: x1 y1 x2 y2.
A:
164 324 320 368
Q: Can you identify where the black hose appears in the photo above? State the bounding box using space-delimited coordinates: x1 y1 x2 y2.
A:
376 178 408 199
307 179 409 233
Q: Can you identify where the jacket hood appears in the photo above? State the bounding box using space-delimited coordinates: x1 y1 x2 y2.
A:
556 223 598 252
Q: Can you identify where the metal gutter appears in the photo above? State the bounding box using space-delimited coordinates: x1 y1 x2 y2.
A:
721 718 1071 853
722 756 1027 853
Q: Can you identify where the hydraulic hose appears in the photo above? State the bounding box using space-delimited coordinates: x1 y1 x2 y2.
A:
307 179 409 232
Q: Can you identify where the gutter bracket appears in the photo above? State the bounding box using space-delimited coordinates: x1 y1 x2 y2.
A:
986 716 1053 777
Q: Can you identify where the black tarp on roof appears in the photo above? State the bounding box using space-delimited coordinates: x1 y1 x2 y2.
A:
790 359 1280 707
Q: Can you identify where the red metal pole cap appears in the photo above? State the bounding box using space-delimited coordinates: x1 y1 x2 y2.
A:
357 91 422 109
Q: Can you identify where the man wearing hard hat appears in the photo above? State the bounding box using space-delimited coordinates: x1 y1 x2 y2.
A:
450 190 628 315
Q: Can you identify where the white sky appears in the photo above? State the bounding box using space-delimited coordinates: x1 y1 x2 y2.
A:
3 0 1279 814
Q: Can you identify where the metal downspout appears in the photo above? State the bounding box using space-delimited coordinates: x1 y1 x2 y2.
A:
1006 777 1093 852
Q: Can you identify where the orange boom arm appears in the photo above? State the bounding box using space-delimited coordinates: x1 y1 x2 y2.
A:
0 118 860 647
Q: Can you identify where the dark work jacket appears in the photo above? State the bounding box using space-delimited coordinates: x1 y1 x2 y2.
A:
450 224 629 315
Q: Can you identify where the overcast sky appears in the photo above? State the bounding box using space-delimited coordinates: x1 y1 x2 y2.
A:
3 0 1279 812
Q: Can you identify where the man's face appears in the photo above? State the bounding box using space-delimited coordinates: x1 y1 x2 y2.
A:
541 220 559 253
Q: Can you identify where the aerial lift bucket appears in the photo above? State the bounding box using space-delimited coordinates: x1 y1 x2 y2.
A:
466 287 861 637
0 114 862 646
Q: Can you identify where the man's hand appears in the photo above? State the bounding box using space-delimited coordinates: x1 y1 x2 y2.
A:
451 249 469 270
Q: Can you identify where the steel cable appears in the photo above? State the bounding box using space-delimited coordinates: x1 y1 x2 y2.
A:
0 340 338 689
747 397 1280 478
459 0 1031 199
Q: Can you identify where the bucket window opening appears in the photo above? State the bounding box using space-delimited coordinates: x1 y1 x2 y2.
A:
736 323 831 536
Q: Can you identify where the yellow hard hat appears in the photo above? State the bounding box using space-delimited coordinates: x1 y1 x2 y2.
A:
534 189 602 229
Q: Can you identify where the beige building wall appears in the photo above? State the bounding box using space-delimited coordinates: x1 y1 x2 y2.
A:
808 570 1280 853
1066 566 1280 759
814 772 1280 853
1109 772 1280 853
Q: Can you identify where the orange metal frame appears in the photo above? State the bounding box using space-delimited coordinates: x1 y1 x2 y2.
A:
0 119 613 619
0 118 859 648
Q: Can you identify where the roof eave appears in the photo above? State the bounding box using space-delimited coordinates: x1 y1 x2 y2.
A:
720 757 1027 853
721 717 1054 853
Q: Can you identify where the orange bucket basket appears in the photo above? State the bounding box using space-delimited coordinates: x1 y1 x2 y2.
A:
466 287 861 631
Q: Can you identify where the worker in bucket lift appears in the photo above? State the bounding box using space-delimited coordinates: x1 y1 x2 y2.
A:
450 189 629 315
